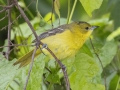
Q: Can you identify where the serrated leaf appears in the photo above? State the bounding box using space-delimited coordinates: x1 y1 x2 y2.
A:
54 0 60 18
0 55 20 90
79 0 103 17
69 53 105 90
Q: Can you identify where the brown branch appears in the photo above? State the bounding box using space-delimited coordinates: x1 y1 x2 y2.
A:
0 44 34 48
89 38 107 90
51 0 54 28
6 0 12 60
0 14 8 22
0 13 21 31
13 0 40 44
0 4 14 13
0 8 7 13
0 0 34 31
24 47 37 90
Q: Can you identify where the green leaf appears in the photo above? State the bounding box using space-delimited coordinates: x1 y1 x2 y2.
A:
79 0 103 17
109 0 120 29
46 73 60 84
69 53 105 90
0 55 20 90
11 17 40 39
26 54 45 90
107 27 120 41
79 43 93 57
97 40 117 67
109 73 119 90
15 36 31 57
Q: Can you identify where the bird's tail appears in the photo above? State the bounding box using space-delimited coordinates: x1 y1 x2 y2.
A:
13 49 41 68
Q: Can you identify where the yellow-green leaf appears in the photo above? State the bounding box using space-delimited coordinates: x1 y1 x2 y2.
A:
69 53 105 90
79 0 103 17
44 12 56 24
54 0 60 18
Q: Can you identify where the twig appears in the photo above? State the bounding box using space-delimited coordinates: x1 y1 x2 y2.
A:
0 52 6 60
67 0 77 24
13 0 40 44
0 14 8 22
0 3 14 8
0 11 22 31
89 38 107 90
24 48 37 90
6 0 12 60
0 0 34 31
0 44 34 48
66 0 71 24
50 0 54 28
0 4 14 13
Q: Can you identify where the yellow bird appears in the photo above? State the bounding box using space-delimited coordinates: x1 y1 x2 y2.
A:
14 21 98 67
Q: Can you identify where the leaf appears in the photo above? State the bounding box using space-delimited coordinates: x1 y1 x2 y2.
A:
26 54 45 90
79 43 93 57
97 40 117 67
69 53 105 90
54 0 60 19
107 27 120 41
109 73 119 90
15 36 31 57
11 17 40 39
44 12 56 24
79 0 103 17
46 73 60 84
0 55 20 90
109 0 120 29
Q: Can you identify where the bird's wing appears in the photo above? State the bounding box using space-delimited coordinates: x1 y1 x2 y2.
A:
32 24 69 42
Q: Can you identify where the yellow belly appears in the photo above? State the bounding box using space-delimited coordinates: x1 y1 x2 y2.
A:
40 30 80 60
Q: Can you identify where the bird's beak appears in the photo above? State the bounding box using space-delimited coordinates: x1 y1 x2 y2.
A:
91 26 99 30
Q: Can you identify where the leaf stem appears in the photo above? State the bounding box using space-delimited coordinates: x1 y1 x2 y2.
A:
66 0 70 24
115 75 120 90
67 0 77 24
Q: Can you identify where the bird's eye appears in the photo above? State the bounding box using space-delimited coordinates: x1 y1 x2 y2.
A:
85 27 89 30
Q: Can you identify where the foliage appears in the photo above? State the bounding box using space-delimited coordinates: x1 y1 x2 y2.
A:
0 0 120 90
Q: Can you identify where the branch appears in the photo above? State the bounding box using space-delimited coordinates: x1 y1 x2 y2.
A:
13 0 40 44
24 48 37 90
0 14 8 22
89 38 107 90
0 0 34 31
0 4 14 13
6 0 12 60
0 44 34 49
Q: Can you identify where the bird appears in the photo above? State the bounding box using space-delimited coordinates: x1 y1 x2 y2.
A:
13 21 98 67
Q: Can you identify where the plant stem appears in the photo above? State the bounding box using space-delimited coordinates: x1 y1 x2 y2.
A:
67 0 77 24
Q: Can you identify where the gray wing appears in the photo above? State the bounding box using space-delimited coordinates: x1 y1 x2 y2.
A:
33 24 69 43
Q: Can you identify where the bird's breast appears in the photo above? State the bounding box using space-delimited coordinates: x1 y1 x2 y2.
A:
41 30 80 60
